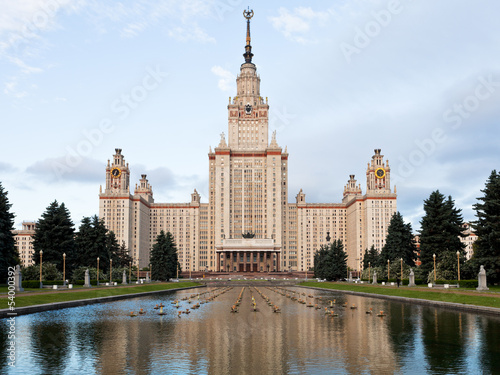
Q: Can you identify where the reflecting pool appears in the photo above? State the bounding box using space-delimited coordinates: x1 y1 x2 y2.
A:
1 286 499 374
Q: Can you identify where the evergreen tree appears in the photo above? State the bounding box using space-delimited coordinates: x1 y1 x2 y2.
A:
378 212 417 268
150 231 180 281
313 240 348 281
418 191 465 277
33 201 76 273
0 183 19 281
75 216 122 273
75 216 106 270
115 241 133 268
362 245 379 269
471 170 500 283
106 230 121 265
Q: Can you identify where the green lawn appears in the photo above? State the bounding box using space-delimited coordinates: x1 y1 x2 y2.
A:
1 282 201 309
301 282 500 309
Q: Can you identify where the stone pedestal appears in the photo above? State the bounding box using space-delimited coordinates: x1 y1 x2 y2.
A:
372 271 377 285
83 268 91 288
349 272 353 282
408 268 416 287
122 270 127 285
14 265 24 292
477 265 489 291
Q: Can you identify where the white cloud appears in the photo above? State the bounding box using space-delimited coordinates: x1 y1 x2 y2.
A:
168 24 215 43
211 65 235 92
269 7 331 43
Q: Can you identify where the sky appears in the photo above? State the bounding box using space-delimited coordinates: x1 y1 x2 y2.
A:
1 0 499 232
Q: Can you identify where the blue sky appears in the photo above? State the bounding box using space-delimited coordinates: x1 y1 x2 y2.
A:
1 0 499 233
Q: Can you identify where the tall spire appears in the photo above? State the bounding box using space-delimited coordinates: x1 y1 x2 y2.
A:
243 8 254 64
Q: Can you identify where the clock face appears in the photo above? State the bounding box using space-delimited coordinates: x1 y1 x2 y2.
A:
245 103 252 114
375 168 385 179
111 167 122 178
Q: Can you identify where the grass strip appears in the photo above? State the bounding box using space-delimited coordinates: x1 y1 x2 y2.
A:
3 282 201 309
301 282 500 309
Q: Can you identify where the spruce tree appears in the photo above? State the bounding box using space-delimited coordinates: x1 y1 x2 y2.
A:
379 212 417 267
75 215 117 272
362 245 379 269
33 201 76 273
313 240 347 281
150 231 180 281
472 170 500 283
418 191 465 277
115 240 133 268
0 183 19 281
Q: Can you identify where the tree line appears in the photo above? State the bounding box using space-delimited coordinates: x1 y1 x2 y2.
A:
314 170 500 284
0 187 180 282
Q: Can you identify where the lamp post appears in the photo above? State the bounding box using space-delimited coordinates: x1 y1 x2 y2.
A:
39 250 43 288
97 257 100 286
63 253 66 286
110 259 113 284
387 259 390 280
400 257 403 281
456 251 460 281
433 253 436 282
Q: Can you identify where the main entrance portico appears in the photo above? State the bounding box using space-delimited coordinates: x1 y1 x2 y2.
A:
216 238 281 272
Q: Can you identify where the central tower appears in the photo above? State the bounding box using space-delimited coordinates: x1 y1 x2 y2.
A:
227 9 269 150
209 10 288 272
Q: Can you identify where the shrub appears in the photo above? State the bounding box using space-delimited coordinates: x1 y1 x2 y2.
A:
22 263 62 281
458 280 478 288
22 280 42 288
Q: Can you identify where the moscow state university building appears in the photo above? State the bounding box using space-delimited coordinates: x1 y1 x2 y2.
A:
99 12 397 273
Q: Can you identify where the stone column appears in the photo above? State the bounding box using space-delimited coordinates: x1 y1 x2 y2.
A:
372 271 377 285
477 265 489 291
146 272 150 282
408 268 416 287
14 264 24 292
84 269 91 288
349 271 353 282
244 252 247 272
122 270 127 284
276 252 280 272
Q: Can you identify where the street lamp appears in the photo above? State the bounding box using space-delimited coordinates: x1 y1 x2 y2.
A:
400 257 403 281
457 251 460 281
97 257 100 286
39 250 43 288
110 259 113 284
63 253 66 286
433 253 436 282
387 259 390 280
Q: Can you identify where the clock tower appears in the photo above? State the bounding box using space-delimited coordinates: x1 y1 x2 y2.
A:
104 148 130 194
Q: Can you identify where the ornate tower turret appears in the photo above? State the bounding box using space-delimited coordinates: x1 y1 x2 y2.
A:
366 149 392 194
104 148 130 194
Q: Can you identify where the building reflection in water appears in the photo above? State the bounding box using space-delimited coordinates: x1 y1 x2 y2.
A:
1 287 500 374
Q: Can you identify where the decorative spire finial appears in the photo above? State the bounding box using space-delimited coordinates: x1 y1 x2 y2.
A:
243 8 254 63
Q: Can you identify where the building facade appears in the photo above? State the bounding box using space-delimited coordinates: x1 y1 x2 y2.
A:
98 11 397 272
13 221 36 267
